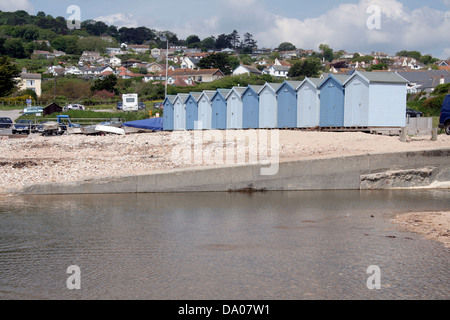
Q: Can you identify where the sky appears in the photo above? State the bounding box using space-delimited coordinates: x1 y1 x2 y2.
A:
1 0 450 59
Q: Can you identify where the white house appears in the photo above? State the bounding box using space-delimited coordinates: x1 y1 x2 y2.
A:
180 56 200 69
262 65 290 78
110 56 122 67
17 71 42 97
232 65 262 76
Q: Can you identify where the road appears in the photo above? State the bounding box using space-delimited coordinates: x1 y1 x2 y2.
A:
0 109 22 136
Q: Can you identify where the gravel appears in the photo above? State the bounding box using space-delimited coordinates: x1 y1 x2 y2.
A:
1 130 449 193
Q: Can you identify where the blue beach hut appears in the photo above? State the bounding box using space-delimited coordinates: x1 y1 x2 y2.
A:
318 74 350 127
211 89 230 130
242 85 262 129
343 71 409 127
173 93 189 131
296 78 322 128
197 91 216 130
185 92 202 130
226 86 246 129
276 81 302 128
162 95 176 131
258 83 282 129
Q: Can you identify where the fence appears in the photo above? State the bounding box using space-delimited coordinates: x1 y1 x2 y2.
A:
406 117 433 136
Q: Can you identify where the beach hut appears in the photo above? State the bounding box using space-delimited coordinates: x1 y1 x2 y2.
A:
173 93 189 131
276 81 302 128
258 82 282 129
296 78 322 128
211 89 230 130
226 86 246 129
185 92 202 130
197 91 216 130
242 85 263 129
162 95 176 131
343 71 409 127
318 74 350 127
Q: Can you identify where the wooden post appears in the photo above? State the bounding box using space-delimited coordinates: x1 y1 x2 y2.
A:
399 127 407 142
431 128 438 141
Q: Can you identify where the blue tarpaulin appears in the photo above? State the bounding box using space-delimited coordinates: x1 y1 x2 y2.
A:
122 118 164 131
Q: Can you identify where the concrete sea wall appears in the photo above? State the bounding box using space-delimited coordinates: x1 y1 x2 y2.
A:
20 148 450 195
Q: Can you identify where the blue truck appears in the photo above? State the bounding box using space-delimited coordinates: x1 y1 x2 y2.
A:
439 94 450 135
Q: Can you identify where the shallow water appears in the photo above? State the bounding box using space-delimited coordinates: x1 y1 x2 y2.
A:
0 190 449 300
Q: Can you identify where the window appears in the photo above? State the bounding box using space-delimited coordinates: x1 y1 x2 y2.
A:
26 80 35 87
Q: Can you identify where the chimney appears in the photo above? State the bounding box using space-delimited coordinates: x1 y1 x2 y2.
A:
440 76 445 85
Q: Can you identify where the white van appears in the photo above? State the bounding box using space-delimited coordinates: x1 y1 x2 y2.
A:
122 94 138 111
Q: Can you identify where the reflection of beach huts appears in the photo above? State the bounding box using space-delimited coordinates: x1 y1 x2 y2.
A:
197 91 216 130
173 93 189 131
211 89 230 130
242 85 262 129
185 92 202 130
296 78 322 128
343 71 409 127
162 95 176 131
258 83 282 129
226 86 246 129
277 81 301 128
318 74 350 127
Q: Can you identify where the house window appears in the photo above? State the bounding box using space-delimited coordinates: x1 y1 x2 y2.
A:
26 80 35 87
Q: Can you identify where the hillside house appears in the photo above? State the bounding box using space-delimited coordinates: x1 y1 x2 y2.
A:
17 71 42 97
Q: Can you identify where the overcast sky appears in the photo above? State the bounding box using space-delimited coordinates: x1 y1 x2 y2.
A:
1 0 450 59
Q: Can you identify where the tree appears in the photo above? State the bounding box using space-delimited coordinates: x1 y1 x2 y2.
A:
396 50 421 60
229 30 241 49
287 58 322 78
278 42 296 51
215 33 232 49
186 35 201 45
241 32 257 53
198 52 239 75
201 36 216 50
51 35 80 54
0 56 21 97
77 36 109 54
319 44 334 62
3 38 26 58
90 74 118 94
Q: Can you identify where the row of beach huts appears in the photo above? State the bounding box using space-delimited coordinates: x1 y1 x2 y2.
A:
162 71 409 131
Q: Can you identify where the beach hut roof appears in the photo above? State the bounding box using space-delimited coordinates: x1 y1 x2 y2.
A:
296 77 323 90
258 82 283 94
343 71 410 86
163 95 177 104
199 90 217 101
226 86 246 99
213 89 231 99
318 74 350 88
276 80 303 93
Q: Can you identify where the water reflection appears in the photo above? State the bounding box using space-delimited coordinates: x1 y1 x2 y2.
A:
0 190 449 300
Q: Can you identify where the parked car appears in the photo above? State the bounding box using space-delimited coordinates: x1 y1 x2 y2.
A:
63 104 85 111
153 102 163 109
117 102 123 110
138 102 146 110
406 108 423 118
22 106 43 115
12 119 35 134
0 117 13 129
438 94 450 135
